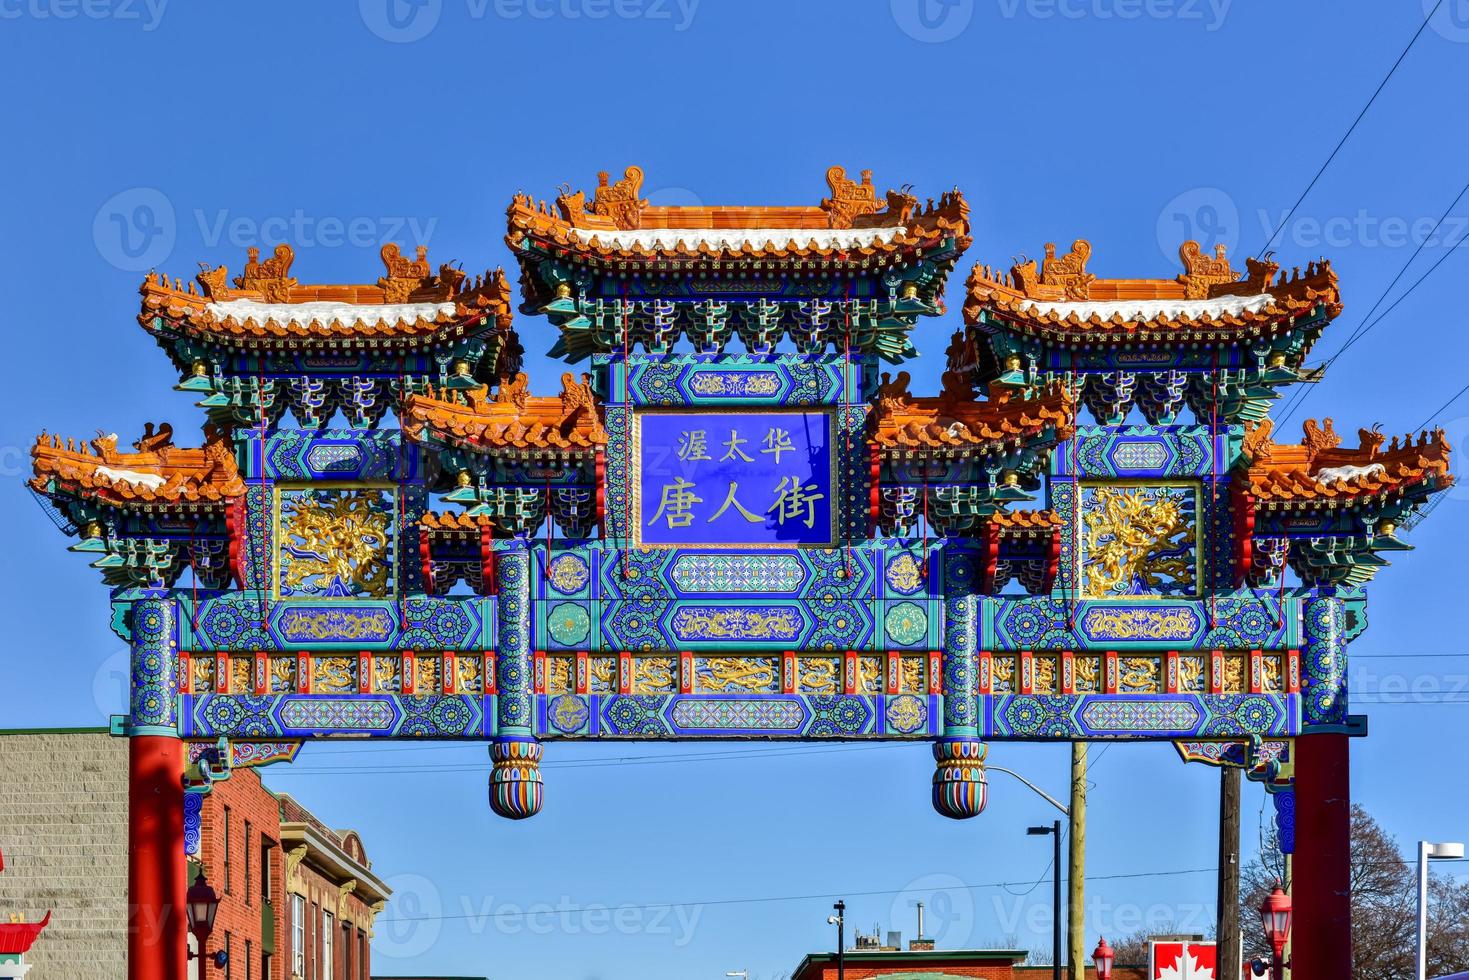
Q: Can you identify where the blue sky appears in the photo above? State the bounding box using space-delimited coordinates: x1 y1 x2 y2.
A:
3 1 1468 977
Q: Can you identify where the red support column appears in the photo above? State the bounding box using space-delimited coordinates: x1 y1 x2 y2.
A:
1291 733 1351 978
129 734 187 980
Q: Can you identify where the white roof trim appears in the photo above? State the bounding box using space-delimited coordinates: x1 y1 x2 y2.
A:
205 299 456 328
95 466 166 490
1020 293 1275 322
568 226 904 251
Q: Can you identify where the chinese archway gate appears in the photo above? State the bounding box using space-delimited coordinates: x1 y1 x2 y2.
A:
30 167 1452 980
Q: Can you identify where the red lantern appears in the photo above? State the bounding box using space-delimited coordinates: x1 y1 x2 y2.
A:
1259 885 1292 955
1092 937 1115 980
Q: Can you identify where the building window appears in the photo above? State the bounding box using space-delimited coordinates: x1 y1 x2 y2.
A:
358 929 367 980
261 838 274 904
292 895 306 977
245 938 253 980
223 806 233 894
262 952 271 980
224 931 233 980
322 911 334 980
244 820 253 906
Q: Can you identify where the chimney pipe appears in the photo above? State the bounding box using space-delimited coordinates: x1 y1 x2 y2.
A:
917 901 925 940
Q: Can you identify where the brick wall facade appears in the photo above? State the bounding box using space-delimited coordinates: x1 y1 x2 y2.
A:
0 732 128 980
796 954 1151 980
799 962 1016 980
278 796 386 980
196 767 286 980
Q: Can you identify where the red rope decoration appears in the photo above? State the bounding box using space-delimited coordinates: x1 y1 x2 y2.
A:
621 295 633 580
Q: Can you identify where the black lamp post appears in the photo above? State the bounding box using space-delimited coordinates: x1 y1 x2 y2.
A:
185 871 227 977
1028 820 1062 980
828 899 846 980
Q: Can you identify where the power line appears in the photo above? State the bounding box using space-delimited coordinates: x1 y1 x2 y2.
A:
1277 175 1469 425
374 866 1222 925
1415 377 1469 431
1259 0 1444 254
273 742 930 775
368 858 1469 925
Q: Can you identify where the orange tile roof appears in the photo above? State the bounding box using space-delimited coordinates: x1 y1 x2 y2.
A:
986 509 1065 531
506 165 970 261
419 511 505 533
964 239 1341 338
870 371 1075 454
402 371 607 454
1241 417 1453 504
139 243 513 342
31 423 245 506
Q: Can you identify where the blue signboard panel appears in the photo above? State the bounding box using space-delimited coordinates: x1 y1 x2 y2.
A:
636 410 835 547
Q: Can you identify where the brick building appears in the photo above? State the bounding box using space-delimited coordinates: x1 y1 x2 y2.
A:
790 935 1148 980
193 770 390 980
0 731 388 980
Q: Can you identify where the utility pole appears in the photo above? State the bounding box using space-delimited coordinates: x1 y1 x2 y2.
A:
1217 766 1242 975
1067 743 1087 980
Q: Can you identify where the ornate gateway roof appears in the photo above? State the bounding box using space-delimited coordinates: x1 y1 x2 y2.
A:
507 167 971 363
402 371 607 457
964 239 1341 341
507 165 970 262
30 423 244 507
1241 417 1453 506
139 243 515 345
869 370 1075 456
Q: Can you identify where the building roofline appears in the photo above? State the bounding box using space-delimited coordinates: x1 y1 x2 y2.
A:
793 948 1031 975
279 820 391 903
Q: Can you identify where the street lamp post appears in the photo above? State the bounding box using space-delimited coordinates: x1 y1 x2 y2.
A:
828 900 846 980
1258 885 1291 980
1092 937 1115 980
1028 821 1062 980
184 871 225 979
1417 840 1465 980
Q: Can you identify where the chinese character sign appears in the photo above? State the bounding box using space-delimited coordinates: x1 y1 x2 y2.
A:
637 411 835 547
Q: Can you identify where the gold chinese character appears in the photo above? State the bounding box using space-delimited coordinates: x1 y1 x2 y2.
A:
708 482 764 524
677 430 710 461
767 476 826 530
720 430 754 463
761 427 795 463
648 478 702 529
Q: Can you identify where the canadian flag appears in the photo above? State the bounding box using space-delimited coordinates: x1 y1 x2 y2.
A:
1150 940 1219 980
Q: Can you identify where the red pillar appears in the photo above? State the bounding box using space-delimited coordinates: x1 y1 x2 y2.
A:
1291 733 1351 978
129 734 188 980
